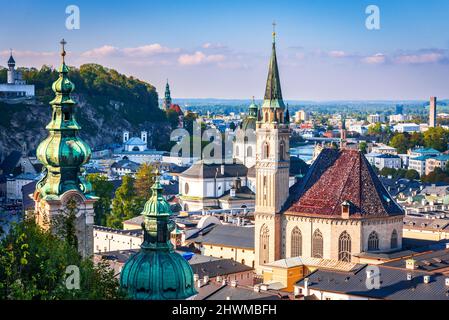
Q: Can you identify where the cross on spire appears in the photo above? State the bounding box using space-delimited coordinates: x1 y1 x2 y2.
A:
272 21 276 43
60 39 67 62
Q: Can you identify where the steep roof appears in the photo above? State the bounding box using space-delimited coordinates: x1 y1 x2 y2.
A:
284 148 404 219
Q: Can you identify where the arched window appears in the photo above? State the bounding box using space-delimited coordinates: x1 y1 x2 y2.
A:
391 230 398 249
279 141 285 161
312 229 323 258
184 182 189 195
263 143 270 159
247 146 253 157
241 259 245 265
259 224 270 264
338 231 352 262
291 227 302 257
265 112 269 122
235 145 239 157
368 231 379 251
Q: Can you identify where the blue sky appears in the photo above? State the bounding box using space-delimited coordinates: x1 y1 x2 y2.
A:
1 0 449 100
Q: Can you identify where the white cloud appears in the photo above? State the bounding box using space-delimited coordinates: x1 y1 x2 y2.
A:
394 52 445 64
328 50 348 58
178 51 225 66
81 43 178 58
362 53 387 64
81 45 119 58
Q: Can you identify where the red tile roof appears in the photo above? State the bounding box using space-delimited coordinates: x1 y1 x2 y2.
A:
285 148 404 219
169 104 183 114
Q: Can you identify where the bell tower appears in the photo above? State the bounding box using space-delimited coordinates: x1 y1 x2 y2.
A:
33 40 97 258
254 23 290 272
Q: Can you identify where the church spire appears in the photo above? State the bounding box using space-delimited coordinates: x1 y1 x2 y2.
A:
35 39 92 199
263 21 285 109
163 79 172 110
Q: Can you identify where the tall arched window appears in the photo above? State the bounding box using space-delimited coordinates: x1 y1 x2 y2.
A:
235 146 239 157
259 224 270 264
391 230 398 249
338 231 352 262
368 231 379 251
247 146 253 157
279 141 285 161
312 229 323 258
184 183 189 195
291 227 302 257
265 112 269 122
263 143 270 159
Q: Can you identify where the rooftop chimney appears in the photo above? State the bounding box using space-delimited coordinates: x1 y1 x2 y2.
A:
341 201 351 219
406 259 417 270
424 275 431 284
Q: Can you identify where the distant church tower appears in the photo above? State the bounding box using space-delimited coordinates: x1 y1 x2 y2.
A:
254 24 291 270
7 50 16 84
33 40 97 258
163 80 172 110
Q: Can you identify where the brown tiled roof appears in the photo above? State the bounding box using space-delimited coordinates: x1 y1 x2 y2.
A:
284 148 404 219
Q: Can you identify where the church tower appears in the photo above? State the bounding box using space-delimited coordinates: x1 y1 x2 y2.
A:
163 80 172 110
7 50 16 84
254 24 291 272
33 40 97 258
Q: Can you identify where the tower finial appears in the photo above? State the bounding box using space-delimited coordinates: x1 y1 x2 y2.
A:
60 39 67 63
272 21 276 43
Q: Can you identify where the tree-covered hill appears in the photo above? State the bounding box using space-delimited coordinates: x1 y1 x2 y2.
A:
0 64 172 158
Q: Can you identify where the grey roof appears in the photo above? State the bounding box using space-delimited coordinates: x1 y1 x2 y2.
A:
382 249 449 272
124 137 146 146
181 161 248 179
188 224 254 249
191 259 253 279
296 265 449 300
111 159 140 171
219 186 255 201
195 283 282 300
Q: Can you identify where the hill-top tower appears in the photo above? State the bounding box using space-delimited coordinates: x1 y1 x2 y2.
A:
33 39 97 257
254 24 291 270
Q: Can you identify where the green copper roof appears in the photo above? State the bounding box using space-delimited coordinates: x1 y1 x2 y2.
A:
263 32 285 110
120 173 197 300
35 40 93 200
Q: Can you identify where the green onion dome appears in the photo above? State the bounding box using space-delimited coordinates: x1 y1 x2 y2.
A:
35 40 93 199
120 173 197 300
240 98 258 131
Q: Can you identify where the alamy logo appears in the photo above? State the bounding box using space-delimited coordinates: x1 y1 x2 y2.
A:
65 265 80 290
66 5 80 30
365 5 381 30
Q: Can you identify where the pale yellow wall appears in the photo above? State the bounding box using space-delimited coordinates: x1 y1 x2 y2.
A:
200 243 255 268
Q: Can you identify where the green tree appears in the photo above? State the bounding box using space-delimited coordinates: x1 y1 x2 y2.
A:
368 123 383 136
0 219 125 300
109 175 139 229
87 174 114 226
359 142 368 154
134 163 158 208
423 127 449 152
389 133 409 154
405 169 420 180
380 167 397 178
421 168 449 184
166 109 180 129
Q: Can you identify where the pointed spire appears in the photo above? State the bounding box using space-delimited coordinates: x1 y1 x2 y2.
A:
285 104 290 124
263 23 285 109
8 48 15 66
